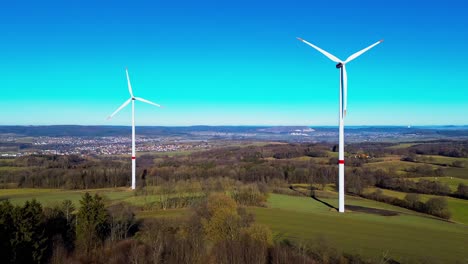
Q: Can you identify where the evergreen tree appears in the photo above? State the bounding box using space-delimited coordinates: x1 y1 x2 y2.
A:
76 193 109 255
11 200 47 264
0 200 15 261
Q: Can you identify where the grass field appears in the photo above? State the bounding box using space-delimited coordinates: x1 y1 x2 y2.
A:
364 187 468 224
326 151 339 158
444 167 468 179
386 143 417 149
0 188 135 206
0 188 204 208
0 166 28 172
417 155 468 166
251 193 468 263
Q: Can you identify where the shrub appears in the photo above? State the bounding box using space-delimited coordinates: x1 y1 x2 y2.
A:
424 197 451 219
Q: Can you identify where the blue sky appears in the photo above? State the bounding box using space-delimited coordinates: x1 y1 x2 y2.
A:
0 0 467 126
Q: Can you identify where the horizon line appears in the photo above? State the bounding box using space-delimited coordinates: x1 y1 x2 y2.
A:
1 124 467 127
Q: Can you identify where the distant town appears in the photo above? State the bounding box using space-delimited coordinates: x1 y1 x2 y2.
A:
0 135 210 157
1 125 467 157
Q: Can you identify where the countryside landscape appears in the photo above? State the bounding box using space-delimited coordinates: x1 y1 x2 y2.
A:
1 0 468 263
1 126 468 263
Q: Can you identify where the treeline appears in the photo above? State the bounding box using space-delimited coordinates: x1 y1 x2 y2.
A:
407 141 468 158
0 155 131 189
347 140 468 158
363 189 451 219
374 176 468 200
403 164 444 177
136 177 269 210
0 193 382 264
376 177 451 196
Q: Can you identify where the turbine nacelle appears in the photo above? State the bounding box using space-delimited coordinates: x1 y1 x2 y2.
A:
336 62 344 69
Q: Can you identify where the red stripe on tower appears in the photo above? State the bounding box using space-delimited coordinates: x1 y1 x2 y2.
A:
338 160 345 164
132 157 136 160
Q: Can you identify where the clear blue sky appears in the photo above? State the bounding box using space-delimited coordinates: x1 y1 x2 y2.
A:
0 0 467 126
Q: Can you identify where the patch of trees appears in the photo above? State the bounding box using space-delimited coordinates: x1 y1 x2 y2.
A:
14 154 87 168
403 164 444 177
0 199 76 263
376 177 451 196
452 160 466 168
231 183 269 206
272 145 310 159
363 189 451 219
401 153 467 168
344 168 378 195
0 155 131 189
408 142 468 158
454 183 468 199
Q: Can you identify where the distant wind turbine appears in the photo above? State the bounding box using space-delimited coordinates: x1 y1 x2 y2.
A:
297 37 383 213
107 68 163 190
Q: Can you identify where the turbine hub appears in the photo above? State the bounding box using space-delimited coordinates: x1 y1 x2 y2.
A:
336 63 343 69
132 97 136 100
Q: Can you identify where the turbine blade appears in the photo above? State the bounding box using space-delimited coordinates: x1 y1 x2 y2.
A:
107 98 132 119
126 68 134 97
345 40 383 64
134 97 163 108
297 37 342 63
342 65 348 118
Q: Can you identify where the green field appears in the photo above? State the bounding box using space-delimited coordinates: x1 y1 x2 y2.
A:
386 143 417 149
0 188 135 206
251 193 468 263
444 167 468 179
365 188 468 224
0 166 27 172
362 155 468 179
0 188 204 208
417 155 468 166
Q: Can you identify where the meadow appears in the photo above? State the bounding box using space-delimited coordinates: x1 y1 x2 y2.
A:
364 187 468 225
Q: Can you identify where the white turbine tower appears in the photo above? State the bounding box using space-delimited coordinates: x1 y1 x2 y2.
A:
297 37 383 213
107 68 163 190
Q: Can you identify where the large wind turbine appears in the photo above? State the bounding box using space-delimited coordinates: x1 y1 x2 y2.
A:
297 38 383 213
107 68 163 190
